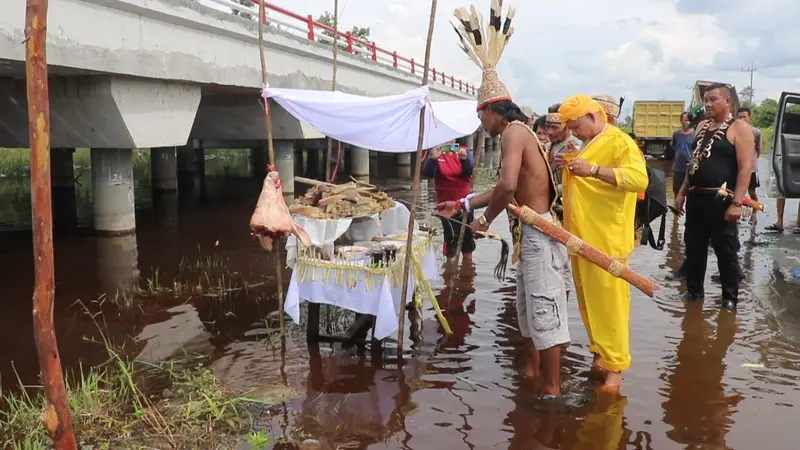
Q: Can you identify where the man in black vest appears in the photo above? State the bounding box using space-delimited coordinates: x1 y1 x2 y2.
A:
674 83 754 310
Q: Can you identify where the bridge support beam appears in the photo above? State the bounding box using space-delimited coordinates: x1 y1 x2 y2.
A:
350 146 370 181
275 140 295 196
91 148 136 235
397 152 411 166
151 147 178 193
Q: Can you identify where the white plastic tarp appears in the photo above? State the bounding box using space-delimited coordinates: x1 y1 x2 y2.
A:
262 86 479 153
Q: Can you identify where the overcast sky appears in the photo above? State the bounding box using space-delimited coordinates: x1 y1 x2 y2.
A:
220 0 800 116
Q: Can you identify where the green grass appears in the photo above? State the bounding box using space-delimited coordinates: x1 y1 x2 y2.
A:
0 311 270 449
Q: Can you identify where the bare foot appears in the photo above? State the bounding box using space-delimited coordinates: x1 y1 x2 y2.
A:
597 371 622 396
590 354 608 379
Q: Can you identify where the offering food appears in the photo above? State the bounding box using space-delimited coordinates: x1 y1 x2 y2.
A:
290 181 396 219
250 171 312 251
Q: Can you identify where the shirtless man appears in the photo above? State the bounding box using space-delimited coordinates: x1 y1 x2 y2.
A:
437 100 569 397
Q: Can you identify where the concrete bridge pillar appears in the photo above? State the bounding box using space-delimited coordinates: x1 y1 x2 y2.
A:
151 147 178 193
351 146 370 181
397 152 411 166
305 148 320 179
294 149 304 176
91 148 136 235
51 148 75 190
51 148 77 230
275 140 294 196
249 145 267 178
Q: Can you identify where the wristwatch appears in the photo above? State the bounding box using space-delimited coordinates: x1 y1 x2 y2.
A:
477 215 489 226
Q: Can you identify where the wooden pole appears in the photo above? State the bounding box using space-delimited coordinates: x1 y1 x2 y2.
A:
396 0 438 360
25 0 77 447
257 0 284 337
325 0 340 182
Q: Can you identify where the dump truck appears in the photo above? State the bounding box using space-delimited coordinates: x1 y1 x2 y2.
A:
688 80 741 127
632 100 686 158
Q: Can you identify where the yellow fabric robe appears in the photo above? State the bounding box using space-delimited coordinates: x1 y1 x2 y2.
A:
562 125 648 372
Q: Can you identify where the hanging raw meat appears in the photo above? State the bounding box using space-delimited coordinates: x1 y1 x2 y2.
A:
250 171 312 251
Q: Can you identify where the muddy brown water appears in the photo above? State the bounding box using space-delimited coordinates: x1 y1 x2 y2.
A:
2 157 800 449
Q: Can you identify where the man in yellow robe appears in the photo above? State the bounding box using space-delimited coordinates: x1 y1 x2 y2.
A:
555 95 649 394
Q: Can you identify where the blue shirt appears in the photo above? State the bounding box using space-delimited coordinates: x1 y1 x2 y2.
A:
672 130 694 172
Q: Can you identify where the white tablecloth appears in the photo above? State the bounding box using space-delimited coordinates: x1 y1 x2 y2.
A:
285 240 440 340
285 203 414 269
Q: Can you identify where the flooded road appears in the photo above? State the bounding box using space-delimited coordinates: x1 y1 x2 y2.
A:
1 152 800 449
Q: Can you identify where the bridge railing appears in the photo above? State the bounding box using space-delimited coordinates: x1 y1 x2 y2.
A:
204 0 477 97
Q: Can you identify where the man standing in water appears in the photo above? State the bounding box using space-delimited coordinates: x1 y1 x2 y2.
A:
667 112 695 281
443 3 568 398
675 84 754 310
439 98 569 397
555 95 649 394
737 107 762 223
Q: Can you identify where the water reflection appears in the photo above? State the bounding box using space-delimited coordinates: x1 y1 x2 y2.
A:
662 303 739 447
96 233 139 295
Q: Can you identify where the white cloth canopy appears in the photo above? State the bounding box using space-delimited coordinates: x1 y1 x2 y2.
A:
262 86 479 153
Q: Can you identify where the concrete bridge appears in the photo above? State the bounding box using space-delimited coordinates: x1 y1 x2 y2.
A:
0 0 490 238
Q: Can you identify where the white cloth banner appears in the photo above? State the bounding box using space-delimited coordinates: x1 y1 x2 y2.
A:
263 86 480 153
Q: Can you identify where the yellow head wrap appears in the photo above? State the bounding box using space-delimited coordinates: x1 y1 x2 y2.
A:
558 94 608 127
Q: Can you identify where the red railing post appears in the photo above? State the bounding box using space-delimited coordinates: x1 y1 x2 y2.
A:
345 31 353 53
451 76 454 88
441 72 445 84
306 14 314 40
459 79 462 91
410 58 415 74
432 68 436 82
392 51 398 68
371 42 377 61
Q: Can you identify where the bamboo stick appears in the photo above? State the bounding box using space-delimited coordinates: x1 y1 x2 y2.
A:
257 0 284 337
507 204 661 297
25 0 77 447
325 0 340 182
397 0 439 359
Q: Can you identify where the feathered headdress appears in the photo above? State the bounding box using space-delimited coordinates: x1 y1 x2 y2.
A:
451 0 516 111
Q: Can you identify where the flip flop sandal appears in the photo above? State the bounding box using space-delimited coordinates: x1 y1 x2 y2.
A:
765 224 784 232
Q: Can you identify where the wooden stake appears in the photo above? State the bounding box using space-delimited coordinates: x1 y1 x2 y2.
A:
396 0 438 360
257 0 284 337
25 0 77 447
326 0 340 181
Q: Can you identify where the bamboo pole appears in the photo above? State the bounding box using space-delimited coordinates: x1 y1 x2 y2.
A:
397 0 438 359
24 0 77 447
325 0 340 182
257 0 284 338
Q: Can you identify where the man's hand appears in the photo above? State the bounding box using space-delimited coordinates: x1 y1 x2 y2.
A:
431 146 442 159
470 218 489 235
568 157 594 177
436 201 459 218
725 204 743 222
675 191 686 216
553 153 566 170
457 148 467 159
